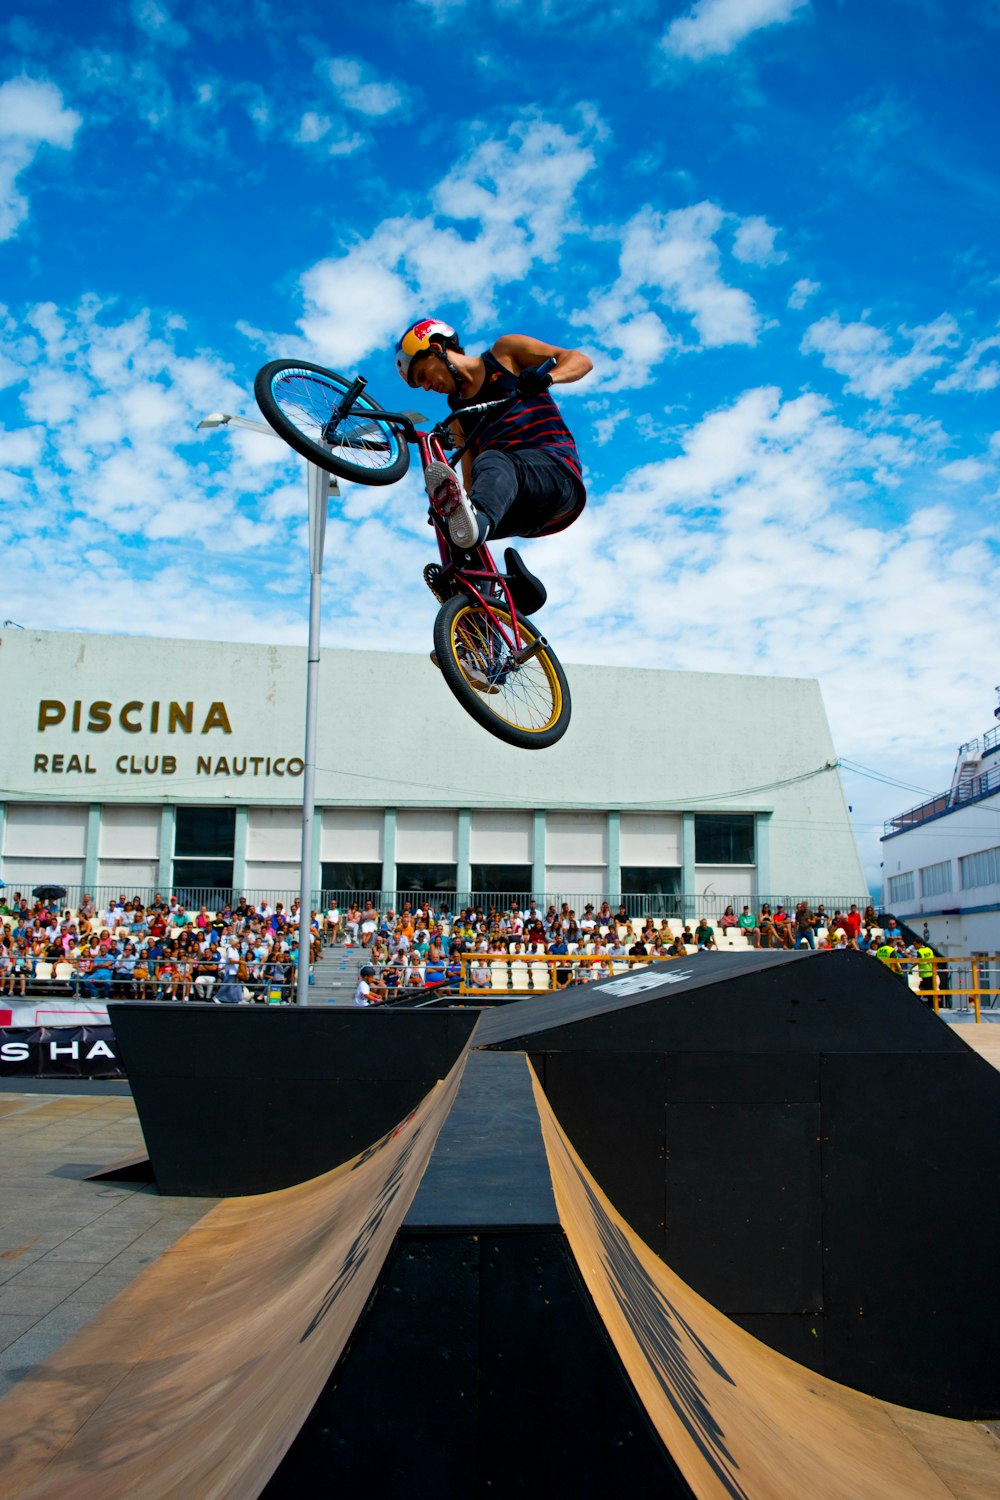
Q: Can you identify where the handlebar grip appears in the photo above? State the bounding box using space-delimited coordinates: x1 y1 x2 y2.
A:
537 357 557 377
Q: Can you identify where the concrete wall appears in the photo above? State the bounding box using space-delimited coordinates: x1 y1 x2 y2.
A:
0 627 867 900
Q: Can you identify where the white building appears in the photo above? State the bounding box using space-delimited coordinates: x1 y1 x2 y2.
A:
881 705 1000 956
0 628 867 915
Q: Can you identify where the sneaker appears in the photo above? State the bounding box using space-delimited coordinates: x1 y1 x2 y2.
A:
429 649 499 694
425 460 483 550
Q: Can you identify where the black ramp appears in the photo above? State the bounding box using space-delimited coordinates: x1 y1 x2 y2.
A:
266 1051 694 1500
110 1002 480 1195
474 948 796 1047
480 952 1000 1416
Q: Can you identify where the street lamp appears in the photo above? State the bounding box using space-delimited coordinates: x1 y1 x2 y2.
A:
198 410 339 1007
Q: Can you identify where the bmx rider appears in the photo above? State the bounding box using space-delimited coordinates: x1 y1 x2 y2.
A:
395 318 593 552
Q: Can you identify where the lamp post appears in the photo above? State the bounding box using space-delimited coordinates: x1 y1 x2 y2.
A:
197 411 339 1006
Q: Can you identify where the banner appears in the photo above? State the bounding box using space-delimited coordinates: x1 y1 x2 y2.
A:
0 1025 125 1079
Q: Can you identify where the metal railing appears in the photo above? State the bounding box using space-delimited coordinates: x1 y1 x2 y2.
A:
1 885 871 925
884 759 1000 837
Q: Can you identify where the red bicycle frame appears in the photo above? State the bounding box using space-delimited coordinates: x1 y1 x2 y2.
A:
413 427 526 655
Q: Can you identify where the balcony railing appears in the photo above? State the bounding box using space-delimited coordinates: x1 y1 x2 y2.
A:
884 758 1000 838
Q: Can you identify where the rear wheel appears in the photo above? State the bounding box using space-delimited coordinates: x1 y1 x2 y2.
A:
432 594 571 750
254 360 409 486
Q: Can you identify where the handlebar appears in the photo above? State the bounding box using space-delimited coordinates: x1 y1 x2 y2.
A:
433 355 559 457
351 357 560 454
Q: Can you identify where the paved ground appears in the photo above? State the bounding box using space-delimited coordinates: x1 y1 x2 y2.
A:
0 1089 216 1400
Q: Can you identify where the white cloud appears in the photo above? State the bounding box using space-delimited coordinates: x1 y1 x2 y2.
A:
663 0 809 61
325 57 404 118
293 111 366 156
130 0 188 47
295 111 330 144
788 278 820 310
296 117 599 363
937 457 988 484
0 77 81 240
933 332 1000 394
800 312 959 401
732 215 785 266
616 202 762 347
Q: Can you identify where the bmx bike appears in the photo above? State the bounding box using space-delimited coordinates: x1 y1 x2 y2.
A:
254 358 571 749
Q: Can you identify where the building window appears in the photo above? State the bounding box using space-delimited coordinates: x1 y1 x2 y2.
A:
396 862 457 899
173 807 235 896
919 860 952 899
171 859 235 897
620 866 682 917
888 872 915 903
471 864 533 903
694 814 755 865
959 846 1000 891
321 862 383 901
175 807 236 858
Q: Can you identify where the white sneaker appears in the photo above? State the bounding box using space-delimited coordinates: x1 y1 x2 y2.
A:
425 461 482 549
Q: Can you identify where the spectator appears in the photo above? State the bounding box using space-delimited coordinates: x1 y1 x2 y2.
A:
695 918 717 951
719 906 738 931
737 906 759 946
793 903 816 950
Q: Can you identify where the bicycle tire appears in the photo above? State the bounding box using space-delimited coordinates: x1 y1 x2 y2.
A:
254 360 410 486
432 593 571 750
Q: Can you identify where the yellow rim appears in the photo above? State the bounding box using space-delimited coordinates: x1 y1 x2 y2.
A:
448 603 563 734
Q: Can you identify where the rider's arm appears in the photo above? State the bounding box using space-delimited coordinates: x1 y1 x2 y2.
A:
491 334 593 385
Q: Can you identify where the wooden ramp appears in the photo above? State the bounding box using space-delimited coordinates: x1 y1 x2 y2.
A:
531 1066 1000 1500
2 1044 998 1499
0 1054 466 1499
954 1023 1000 1073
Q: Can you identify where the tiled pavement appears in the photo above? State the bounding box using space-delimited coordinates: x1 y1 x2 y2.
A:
0 1090 217 1399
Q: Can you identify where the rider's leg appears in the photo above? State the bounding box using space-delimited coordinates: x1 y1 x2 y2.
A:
470 450 581 540
428 449 581 551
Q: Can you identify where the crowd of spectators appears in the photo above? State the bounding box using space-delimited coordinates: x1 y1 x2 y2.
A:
1 888 950 1007
327 897 921 1003
0 891 322 1004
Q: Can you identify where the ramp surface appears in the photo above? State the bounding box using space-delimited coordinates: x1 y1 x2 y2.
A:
480 951 1000 1412
531 1065 1000 1500
0 1054 466 1499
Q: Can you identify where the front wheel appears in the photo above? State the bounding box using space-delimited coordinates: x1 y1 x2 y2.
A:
254 360 410 486
433 594 571 750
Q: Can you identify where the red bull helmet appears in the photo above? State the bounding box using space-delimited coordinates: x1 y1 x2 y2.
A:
395 317 461 386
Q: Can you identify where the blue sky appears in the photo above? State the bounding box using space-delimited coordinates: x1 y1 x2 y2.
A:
1 0 998 886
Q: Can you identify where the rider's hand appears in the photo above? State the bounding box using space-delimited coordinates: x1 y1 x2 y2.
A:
516 365 553 398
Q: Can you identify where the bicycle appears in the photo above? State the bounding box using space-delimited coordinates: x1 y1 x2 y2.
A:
253 358 572 749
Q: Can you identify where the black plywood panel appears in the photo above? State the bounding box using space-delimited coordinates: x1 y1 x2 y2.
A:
666 1051 820 1104
265 1236 481 1499
109 1003 478 1195
543 1052 668 1257
478 1232 693 1496
820 1051 1000 1416
267 1232 694 1499
730 1312 825 1372
664 1100 823 1314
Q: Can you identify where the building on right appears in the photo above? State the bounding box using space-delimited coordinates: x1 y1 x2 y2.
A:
881 691 1000 956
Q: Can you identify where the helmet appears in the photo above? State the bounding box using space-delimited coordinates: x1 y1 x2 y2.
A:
395 317 460 386
359 964 376 978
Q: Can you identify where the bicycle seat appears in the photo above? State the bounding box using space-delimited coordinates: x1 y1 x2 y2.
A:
503 547 547 615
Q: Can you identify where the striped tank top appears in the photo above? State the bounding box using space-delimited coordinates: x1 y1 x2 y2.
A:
449 350 584 491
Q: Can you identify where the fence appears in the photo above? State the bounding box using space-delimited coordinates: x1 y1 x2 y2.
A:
383 950 1000 1019
2 884 872 925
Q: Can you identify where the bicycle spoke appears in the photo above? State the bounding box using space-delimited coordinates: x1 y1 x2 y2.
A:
450 605 560 733
270 371 396 472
